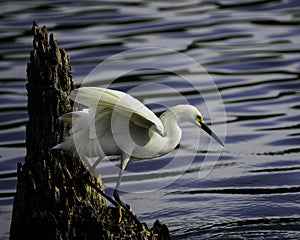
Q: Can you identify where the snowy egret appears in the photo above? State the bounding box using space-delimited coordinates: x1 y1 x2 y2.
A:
55 87 224 206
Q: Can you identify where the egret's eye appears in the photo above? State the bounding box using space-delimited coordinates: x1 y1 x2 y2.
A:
196 115 204 124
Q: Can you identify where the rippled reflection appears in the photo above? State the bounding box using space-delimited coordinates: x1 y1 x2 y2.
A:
1 0 300 239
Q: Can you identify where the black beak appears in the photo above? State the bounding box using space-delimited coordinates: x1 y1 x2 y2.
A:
200 122 224 146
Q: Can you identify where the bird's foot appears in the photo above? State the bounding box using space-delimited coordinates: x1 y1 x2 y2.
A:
140 223 152 237
113 190 131 210
117 205 126 223
113 190 146 228
116 206 152 236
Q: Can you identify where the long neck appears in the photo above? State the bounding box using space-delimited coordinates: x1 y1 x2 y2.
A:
159 107 183 154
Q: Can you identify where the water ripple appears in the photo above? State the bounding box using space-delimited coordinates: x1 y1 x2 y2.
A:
1 0 300 239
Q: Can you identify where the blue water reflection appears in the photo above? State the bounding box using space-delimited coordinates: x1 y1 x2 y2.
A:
1 0 300 239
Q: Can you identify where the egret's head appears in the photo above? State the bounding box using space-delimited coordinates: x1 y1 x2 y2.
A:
195 113 224 146
168 104 224 146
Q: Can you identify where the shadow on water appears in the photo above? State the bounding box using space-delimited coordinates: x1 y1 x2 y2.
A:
1 0 300 239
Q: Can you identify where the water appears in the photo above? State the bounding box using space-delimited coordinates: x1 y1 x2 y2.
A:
1 0 300 239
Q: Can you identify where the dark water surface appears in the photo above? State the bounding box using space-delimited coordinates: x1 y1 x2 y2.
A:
1 0 300 239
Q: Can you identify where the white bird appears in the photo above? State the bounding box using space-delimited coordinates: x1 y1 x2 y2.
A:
54 87 224 206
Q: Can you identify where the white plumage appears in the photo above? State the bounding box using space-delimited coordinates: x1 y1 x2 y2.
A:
54 87 223 205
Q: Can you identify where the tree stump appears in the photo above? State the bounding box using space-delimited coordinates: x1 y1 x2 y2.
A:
9 22 170 240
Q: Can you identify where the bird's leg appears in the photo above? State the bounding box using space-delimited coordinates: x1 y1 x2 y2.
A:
113 164 129 208
113 171 148 233
111 156 151 235
113 154 130 204
91 156 104 169
113 166 133 223
113 156 135 214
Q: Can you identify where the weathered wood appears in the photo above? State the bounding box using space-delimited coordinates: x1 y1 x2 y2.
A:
9 22 170 240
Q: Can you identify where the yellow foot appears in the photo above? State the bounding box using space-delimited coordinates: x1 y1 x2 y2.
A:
117 205 127 223
116 205 154 237
141 223 152 237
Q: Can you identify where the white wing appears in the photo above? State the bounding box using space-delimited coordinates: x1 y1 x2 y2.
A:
70 87 164 136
